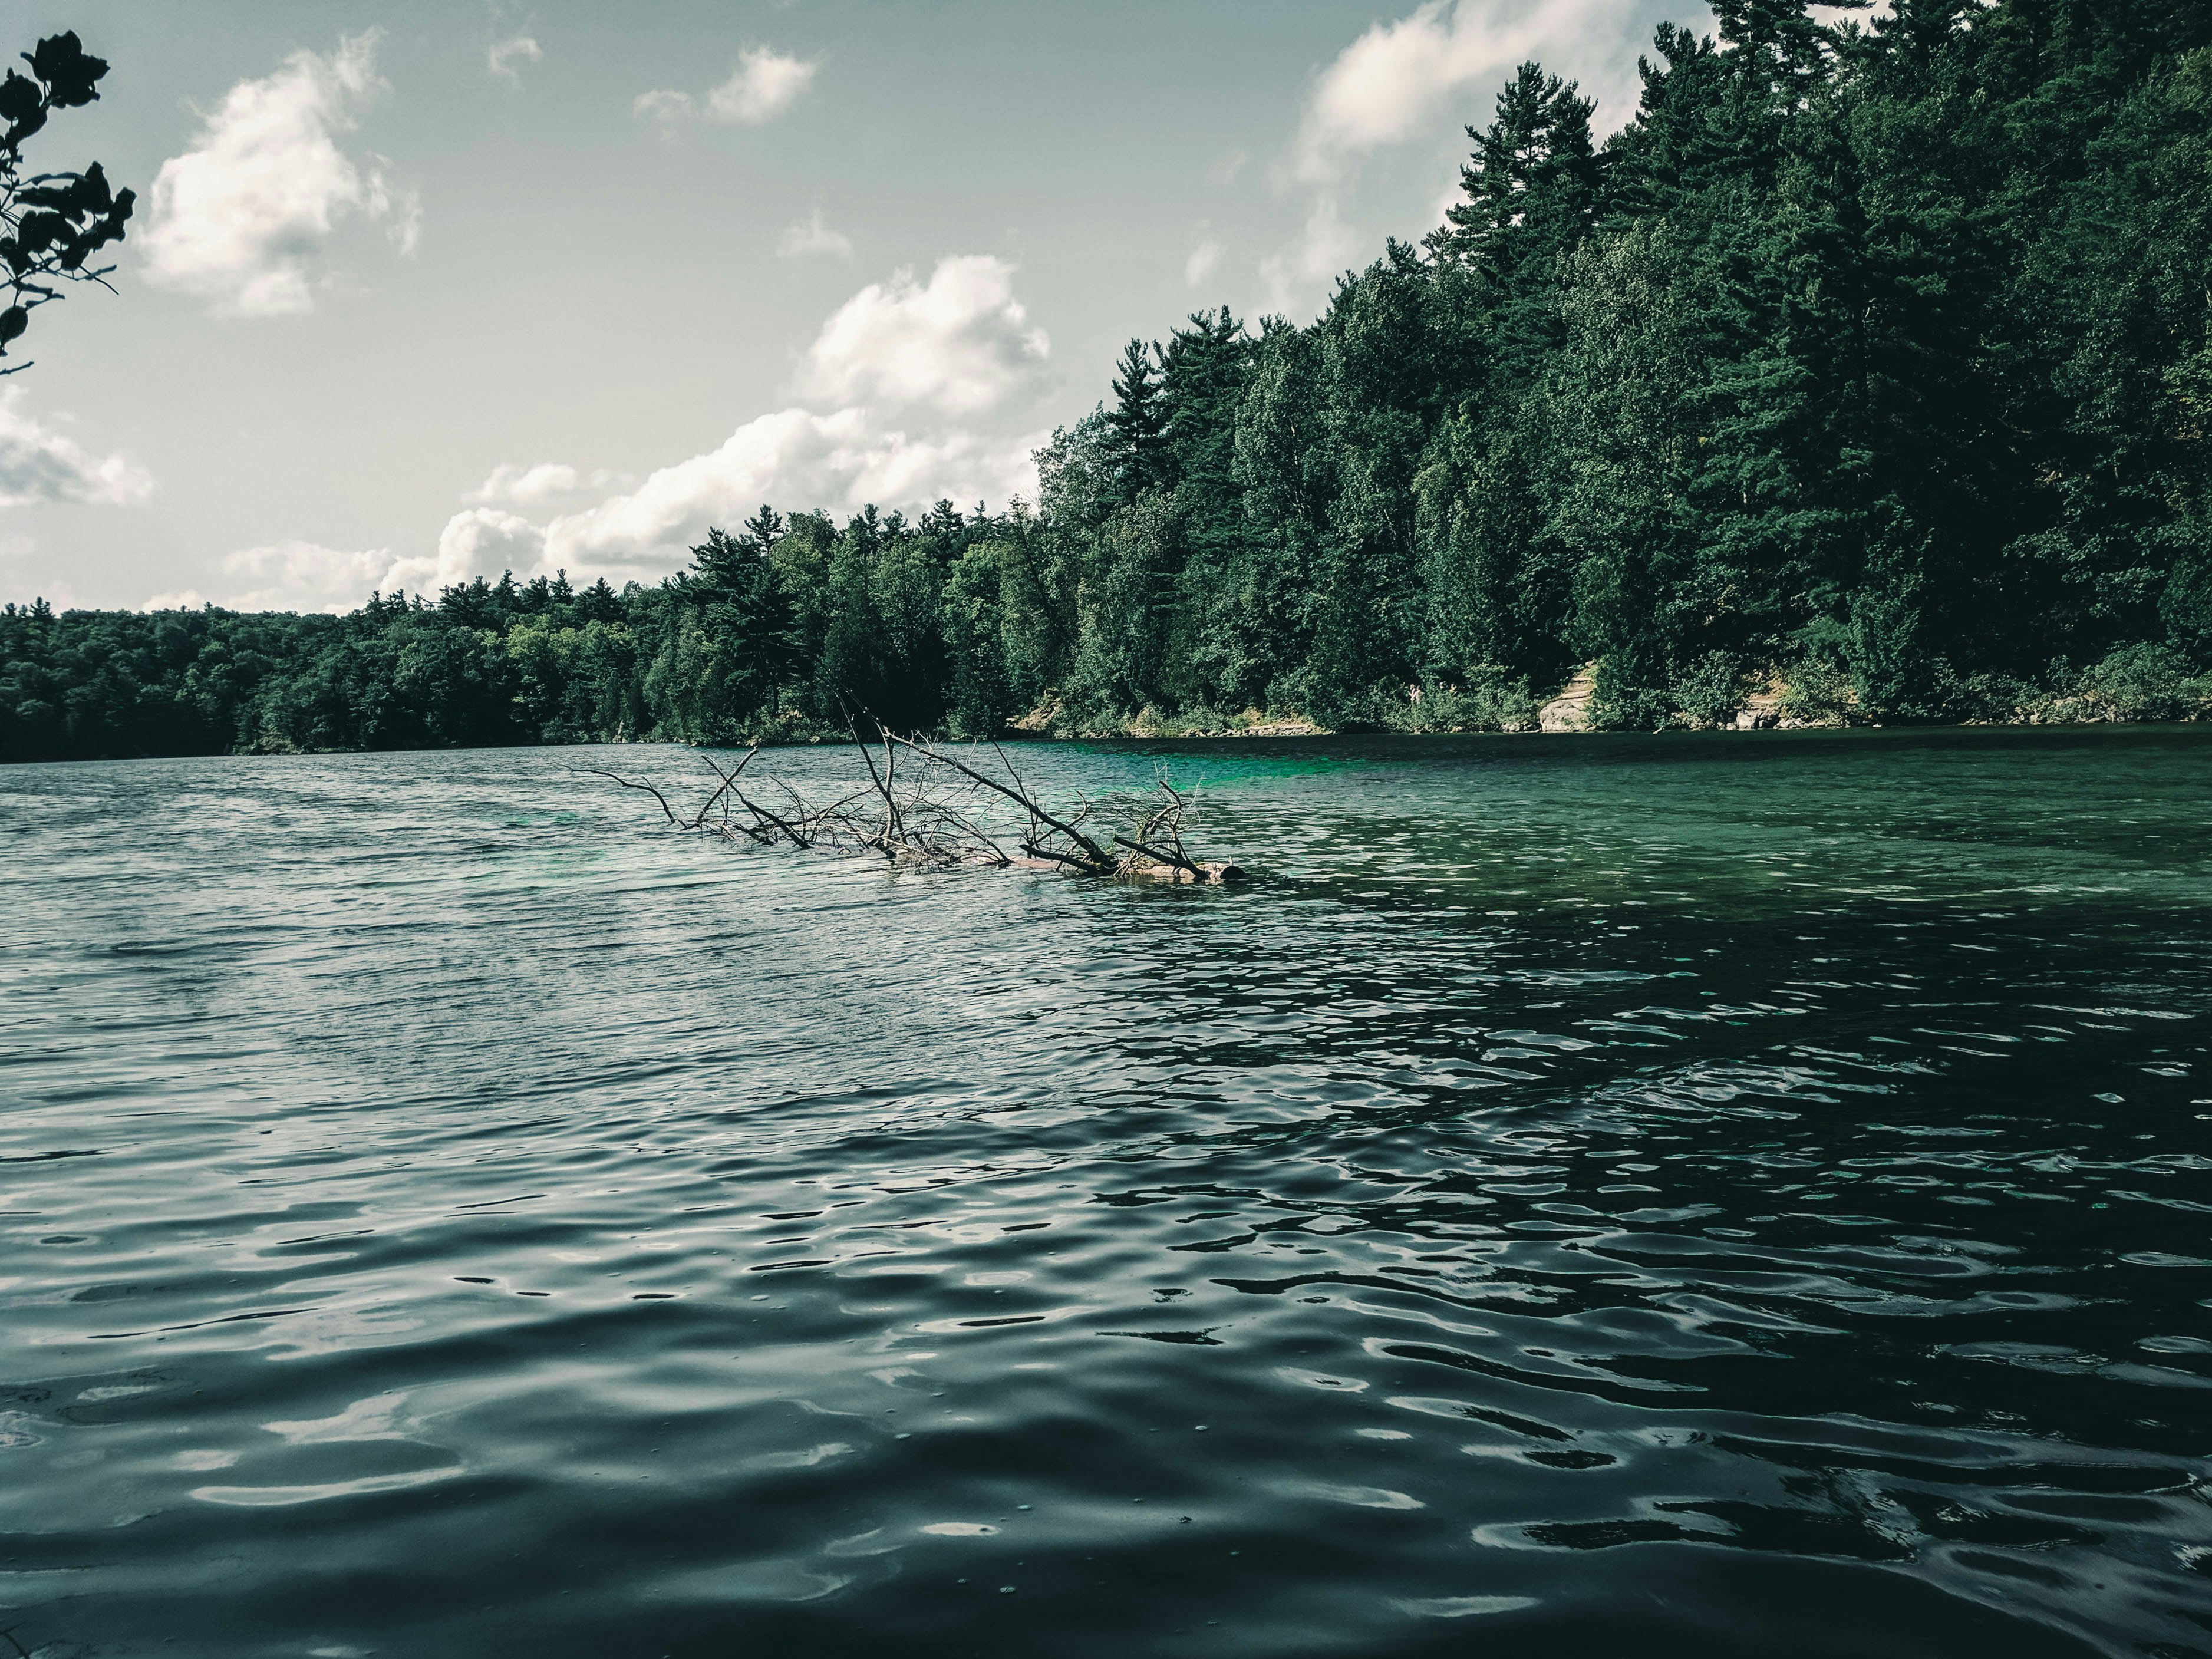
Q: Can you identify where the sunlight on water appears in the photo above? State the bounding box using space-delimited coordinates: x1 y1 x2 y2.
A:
2 728 2210 1658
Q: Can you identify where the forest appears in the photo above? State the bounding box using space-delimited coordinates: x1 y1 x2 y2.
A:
6 0 2211 763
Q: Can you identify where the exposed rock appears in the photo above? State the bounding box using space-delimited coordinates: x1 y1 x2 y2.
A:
1732 678 1784 730
1008 697 1062 733
1538 666 1597 733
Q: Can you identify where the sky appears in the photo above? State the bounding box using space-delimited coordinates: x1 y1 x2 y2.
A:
2 0 1714 612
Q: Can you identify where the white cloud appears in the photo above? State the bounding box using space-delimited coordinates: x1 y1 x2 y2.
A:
160 249 1053 612
464 461 628 507
1262 0 1669 316
710 48 818 123
238 253 1051 603
1291 0 1608 183
513 256 1050 580
1258 196 1362 313
199 516 547 612
0 392 156 510
215 540 400 612
141 32 417 316
777 208 855 260
488 35 542 83
636 46 819 127
1185 236 1225 288
632 88 693 124
800 255 1049 417
519 407 1037 585
405 507 546 590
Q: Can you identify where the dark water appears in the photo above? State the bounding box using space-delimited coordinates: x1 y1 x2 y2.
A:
5 729 2211 1659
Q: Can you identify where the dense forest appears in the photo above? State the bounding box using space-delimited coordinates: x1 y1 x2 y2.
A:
8 0 2212 763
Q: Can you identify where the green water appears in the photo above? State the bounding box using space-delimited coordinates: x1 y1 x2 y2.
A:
2 725 2208 1657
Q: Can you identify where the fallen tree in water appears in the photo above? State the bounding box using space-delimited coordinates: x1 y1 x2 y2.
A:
579 731 1244 883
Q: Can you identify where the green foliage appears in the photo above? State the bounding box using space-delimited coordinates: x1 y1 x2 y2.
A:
2072 642 2205 721
9 1 2212 760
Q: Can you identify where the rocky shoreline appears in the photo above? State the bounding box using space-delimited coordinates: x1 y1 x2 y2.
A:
1001 653 2212 742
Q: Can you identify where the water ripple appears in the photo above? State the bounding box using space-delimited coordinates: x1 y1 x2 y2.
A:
2 731 2209 1657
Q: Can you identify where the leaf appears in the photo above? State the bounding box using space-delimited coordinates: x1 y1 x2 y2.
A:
15 212 65 256
0 68 41 124
24 33 108 107
0 306 25 347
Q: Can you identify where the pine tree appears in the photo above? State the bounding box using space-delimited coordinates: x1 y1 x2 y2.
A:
1433 60 1605 366
1104 337 1169 501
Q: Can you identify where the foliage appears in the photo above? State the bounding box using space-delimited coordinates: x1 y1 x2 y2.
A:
1 31 133 373
9 0 2212 760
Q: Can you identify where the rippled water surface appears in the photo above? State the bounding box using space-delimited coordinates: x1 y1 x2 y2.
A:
5 729 2212 1658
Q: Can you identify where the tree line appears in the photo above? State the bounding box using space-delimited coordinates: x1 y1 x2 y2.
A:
8 0 2211 763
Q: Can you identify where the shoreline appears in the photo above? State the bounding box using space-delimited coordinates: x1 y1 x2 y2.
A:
11 709 2212 767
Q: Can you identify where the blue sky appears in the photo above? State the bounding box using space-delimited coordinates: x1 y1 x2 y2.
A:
2 0 1710 611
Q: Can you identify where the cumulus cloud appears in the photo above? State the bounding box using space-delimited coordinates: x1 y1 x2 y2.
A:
1291 0 1615 183
488 35 542 82
193 514 550 611
189 255 1042 606
635 47 819 127
408 507 546 590
213 540 400 612
464 461 629 507
800 255 1049 417
777 208 854 260
412 255 1053 588
0 392 156 510
518 408 1038 585
1185 236 1225 288
1263 0 1665 314
1258 196 1362 311
710 48 818 123
141 32 417 316
632 88 693 124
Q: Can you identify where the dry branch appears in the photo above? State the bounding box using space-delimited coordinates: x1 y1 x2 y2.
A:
576 735 1243 883
577 767 678 826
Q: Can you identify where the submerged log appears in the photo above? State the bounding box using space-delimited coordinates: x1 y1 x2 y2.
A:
579 731 1245 883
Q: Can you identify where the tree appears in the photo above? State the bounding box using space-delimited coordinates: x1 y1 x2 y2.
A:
0 31 133 373
1104 337 1169 501
11 0 2212 754
1433 61 1603 385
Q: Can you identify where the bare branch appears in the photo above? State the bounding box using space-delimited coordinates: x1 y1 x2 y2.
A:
881 731 1114 868
690 747 761 828
1112 833 1206 880
580 736 1239 882
575 766 677 826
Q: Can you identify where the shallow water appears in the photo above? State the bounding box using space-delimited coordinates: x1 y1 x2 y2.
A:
4 728 2210 1659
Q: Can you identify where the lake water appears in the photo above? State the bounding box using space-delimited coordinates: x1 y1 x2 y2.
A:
4 728 2210 1659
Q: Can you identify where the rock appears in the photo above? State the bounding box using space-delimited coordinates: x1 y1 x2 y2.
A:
1729 677 1785 730
1538 666 1598 733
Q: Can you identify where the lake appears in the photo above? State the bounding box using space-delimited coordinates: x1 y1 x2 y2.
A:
4 728 2210 1658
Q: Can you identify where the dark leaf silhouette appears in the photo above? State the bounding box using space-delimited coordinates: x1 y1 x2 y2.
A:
0 29 130 375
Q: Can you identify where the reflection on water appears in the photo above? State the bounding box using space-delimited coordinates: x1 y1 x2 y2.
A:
2 728 2209 1658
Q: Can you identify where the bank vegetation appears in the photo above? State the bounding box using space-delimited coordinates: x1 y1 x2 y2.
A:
8 1 2211 763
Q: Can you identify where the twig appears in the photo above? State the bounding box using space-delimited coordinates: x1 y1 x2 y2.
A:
690 747 760 829
575 767 677 826
1112 833 1207 879
580 734 1235 882
881 732 1114 868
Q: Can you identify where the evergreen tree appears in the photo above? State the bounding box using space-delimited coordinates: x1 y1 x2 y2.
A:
11 0 2212 757
1104 338 1170 502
